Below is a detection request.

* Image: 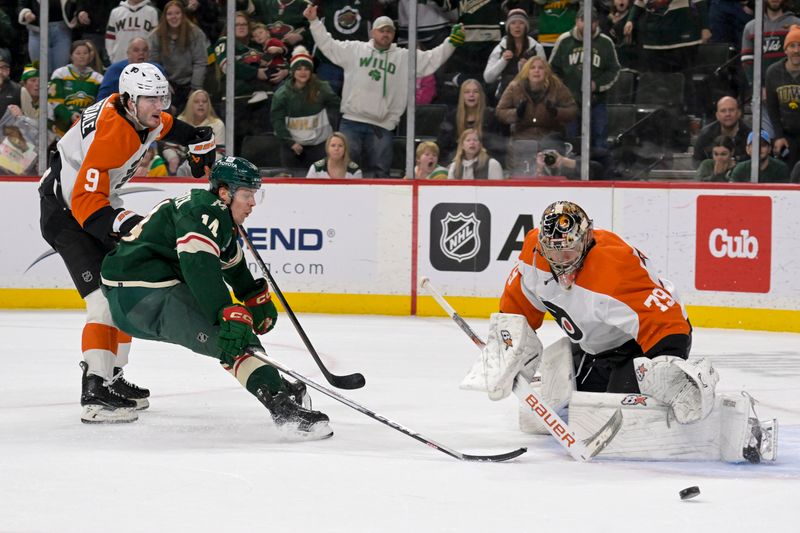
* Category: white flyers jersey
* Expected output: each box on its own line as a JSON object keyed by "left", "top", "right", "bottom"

{"left": 500, "top": 229, "right": 690, "bottom": 356}
{"left": 54, "top": 94, "right": 174, "bottom": 227}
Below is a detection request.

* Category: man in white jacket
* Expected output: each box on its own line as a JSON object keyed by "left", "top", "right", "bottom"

{"left": 304, "top": 4, "right": 464, "bottom": 177}
{"left": 105, "top": 0, "right": 160, "bottom": 64}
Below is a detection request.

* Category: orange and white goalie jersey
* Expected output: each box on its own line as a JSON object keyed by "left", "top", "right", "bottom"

{"left": 500, "top": 228, "right": 690, "bottom": 356}
{"left": 54, "top": 94, "right": 175, "bottom": 227}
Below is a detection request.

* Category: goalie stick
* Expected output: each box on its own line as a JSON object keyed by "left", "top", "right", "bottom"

{"left": 419, "top": 276, "right": 622, "bottom": 462}
{"left": 239, "top": 225, "right": 366, "bottom": 390}
{"left": 246, "top": 348, "right": 527, "bottom": 462}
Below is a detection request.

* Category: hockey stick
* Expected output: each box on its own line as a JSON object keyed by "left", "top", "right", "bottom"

{"left": 419, "top": 276, "right": 622, "bottom": 462}
{"left": 246, "top": 347, "right": 527, "bottom": 462}
{"left": 239, "top": 225, "right": 366, "bottom": 390}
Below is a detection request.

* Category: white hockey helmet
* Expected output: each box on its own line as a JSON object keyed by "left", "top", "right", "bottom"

{"left": 119, "top": 62, "right": 171, "bottom": 109}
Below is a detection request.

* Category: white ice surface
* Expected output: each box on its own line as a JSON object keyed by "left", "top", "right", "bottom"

{"left": 1, "top": 311, "right": 798, "bottom": 533}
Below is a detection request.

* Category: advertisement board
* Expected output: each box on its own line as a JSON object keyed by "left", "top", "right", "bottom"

{"left": 416, "top": 183, "right": 613, "bottom": 298}
{"left": 2, "top": 177, "right": 798, "bottom": 331}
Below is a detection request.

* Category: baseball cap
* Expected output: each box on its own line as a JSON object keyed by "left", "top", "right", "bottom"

{"left": 746, "top": 129, "right": 770, "bottom": 145}
{"left": 373, "top": 16, "right": 395, "bottom": 31}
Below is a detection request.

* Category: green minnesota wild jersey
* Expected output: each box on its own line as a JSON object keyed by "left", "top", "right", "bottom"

{"left": 101, "top": 189, "right": 259, "bottom": 323}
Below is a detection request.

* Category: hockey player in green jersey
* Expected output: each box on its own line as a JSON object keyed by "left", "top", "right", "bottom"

{"left": 100, "top": 156, "right": 332, "bottom": 440}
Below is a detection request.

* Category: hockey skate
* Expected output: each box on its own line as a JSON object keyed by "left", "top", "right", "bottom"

{"left": 282, "top": 376, "right": 311, "bottom": 409}
{"left": 80, "top": 362, "right": 138, "bottom": 424}
{"left": 743, "top": 417, "right": 779, "bottom": 464}
{"left": 256, "top": 385, "right": 332, "bottom": 441}
{"left": 108, "top": 366, "right": 150, "bottom": 410}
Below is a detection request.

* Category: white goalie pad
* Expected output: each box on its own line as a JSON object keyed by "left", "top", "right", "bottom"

{"left": 460, "top": 313, "right": 543, "bottom": 401}
{"left": 634, "top": 356, "right": 719, "bottom": 424}
{"left": 519, "top": 337, "right": 576, "bottom": 434}
{"left": 569, "top": 390, "right": 777, "bottom": 462}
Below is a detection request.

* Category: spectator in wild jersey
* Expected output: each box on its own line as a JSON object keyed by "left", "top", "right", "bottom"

{"left": 304, "top": 3, "right": 463, "bottom": 177}
{"left": 549, "top": 5, "right": 620, "bottom": 152}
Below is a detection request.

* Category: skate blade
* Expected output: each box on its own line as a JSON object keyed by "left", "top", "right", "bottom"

{"left": 81, "top": 405, "right": 138, "bottom": 424}
{"left": 277, "top": 422, "right": 334, "bottom": 442}
{"left": 133, "top": 398, "right": 150, "bottom": 411}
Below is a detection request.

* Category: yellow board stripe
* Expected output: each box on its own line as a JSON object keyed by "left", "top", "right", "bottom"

{"left": 1, "top": 289, "right": 798, "bottom": 333}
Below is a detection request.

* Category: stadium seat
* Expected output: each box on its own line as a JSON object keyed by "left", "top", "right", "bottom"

{"left": 414, "top": 104, "right": 449, "bottom": 140}
{"left": 606, "top": 68, "right": 638, "bottom": 105}
{"left": 635, "top": 72, "right": 685, "bottom": 110}
{"left": 606, "top": 104, "right": 638, "bottom": 147}
{"left": 240, "top": 134, "right": 285, "bottom": 171}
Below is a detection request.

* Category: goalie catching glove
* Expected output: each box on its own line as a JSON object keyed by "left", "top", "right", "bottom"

{"left": 461, "top": 313, "right": 543, "bottom": 400}
{"left": 634, "top": 355, "right": 719, "bottom": 424}
{"left": 243, "top": 279, "right": 277, "bottom": 334}
{"left": 187, "top": 126, "right": 216, "bottom": 179}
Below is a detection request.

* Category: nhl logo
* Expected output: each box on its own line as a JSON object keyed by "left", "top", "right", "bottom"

{"left": 81, "top": 270, "right": 93, "bottom": 283}
{"left": 439, "top": 212, "right": 481, "bottom": 263}
{"left": 197, "top": 332, "right": 208, "bottom": 343}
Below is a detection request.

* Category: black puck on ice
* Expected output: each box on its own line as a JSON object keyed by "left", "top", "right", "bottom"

{"left": 679, "top": 486, "right": 700, "bottom": 500}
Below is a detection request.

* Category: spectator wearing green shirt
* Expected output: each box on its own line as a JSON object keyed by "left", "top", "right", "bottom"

{"left": 731, "top": 130, "right": 791, "bottom": 182}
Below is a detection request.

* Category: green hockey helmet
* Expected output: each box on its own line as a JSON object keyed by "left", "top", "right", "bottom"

{"left": 209, "top": 156, "right": 261, "bottom": 194}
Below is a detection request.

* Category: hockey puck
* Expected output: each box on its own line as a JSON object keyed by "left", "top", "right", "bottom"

{"left": 679, "top": 486, "right": 700, "bottom": 500}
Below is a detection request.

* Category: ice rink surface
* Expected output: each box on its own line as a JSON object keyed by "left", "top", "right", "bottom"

{"left": 1, "top": 310, "right": 798, "bottom": 533}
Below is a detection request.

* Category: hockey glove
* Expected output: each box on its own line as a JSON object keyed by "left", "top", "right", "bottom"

{"left": 243, "top": 279, "right": 278, "bottom": 334}
{"left": 448, "top": 24, "right": 465, "bottom": 47}
{"left": 218, "top": 305, "right": 256, "bottom": 357}
{"left": 111, "top": 209, "right": 144, "bottom": 241}
{"left": 187, "top": 126, "right": 216, "bottom": 180}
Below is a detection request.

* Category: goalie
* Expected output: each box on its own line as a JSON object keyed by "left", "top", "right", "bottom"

{"left": 464, "top": 200, "right": 776, "bottom": 463}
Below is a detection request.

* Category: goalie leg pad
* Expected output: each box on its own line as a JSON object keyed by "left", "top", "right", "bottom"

{"left": 634, "top": 356, "right": 719, "bottom": 424}
{"left": 460, "top": 313, "right": 542, "bottom": 401}
{"left": 519, "top": 337, "right": 575, "bottom": 434}
{"left": 569, "top": 391, "right": 776, "bottom": 462}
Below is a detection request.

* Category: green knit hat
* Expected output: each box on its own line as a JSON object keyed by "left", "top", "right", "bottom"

{"left": 21, "top": 62, "right": 39, "bottom": 81}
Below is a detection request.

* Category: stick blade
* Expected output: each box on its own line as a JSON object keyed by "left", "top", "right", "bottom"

{"left": 328, "top": 372, "right": 366, "bottom": 390}
{"left": 461, "top": 447, "right": 527, "bottom": 462}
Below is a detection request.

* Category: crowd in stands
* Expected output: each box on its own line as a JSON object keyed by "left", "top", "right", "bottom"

{"left": 0, "top": 0, "right": 798, "bottom": 183}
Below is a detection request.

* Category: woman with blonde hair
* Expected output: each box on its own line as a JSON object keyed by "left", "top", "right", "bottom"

{"left": 496, "top": 56, "right": 577, "bottom": 170}
{"left": 438, "top": 78, "right": 506, "bottom": 164}
{"left": 307, "top": 132, "right": 362, "bottom": 179}
{"left": 447, "top": 128, "right": 504, "bottom": 180}
{"left": 165, "top": 89, "right": 226, "bottom": 174}
{"left": 148, "top": 0, "right": 210, "bottom": 112}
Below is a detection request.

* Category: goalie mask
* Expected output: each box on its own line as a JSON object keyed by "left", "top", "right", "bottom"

{"left": 537, "top": 201, "right": 593, "bottom": 289}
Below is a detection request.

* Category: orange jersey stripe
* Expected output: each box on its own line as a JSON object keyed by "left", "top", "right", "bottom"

{"left": 82, "top": 322, "right": 119, "bottom": 353}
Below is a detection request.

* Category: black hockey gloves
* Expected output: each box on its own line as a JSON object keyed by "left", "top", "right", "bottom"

{"left": 187, "top": 126, "right": 216, "bottom": 179}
